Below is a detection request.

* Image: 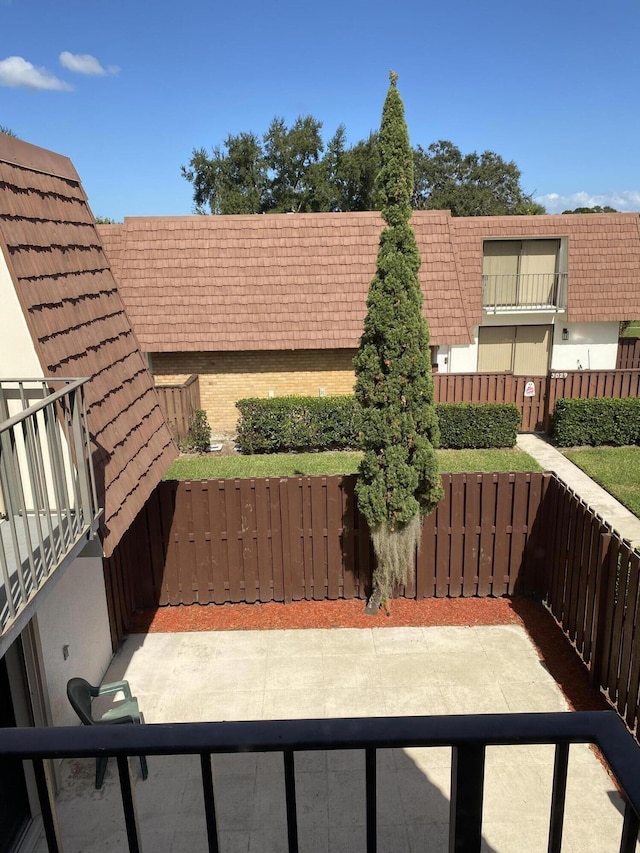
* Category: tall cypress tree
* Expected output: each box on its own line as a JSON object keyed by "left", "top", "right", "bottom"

{"left": 354, "top": 72, "right": 444, "bottom": 614}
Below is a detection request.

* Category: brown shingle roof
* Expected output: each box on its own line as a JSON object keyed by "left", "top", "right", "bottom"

{"left": 99, "top": 211, "right": 473, "bottom": 350}
{"left": 0, "top": 135, "right": 177, "bottom": 557}
{"left": 451, "top": 213, "right": 640, "bottom": 326}
{"left": 101, "top": 210, "right": 640, "bottom": 353}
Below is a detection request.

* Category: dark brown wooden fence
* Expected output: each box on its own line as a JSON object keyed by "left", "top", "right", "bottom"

{"left": 546, "top": 368, "right": 640, "bottom": 430}
{"left": 434, "top": 372, "right": 546, "bottom": 431}
{"left": 541, "top": 476, "right": 640, "bottom": 734}
{"left": 104, "top": 472, "right": 548, "bottom": 644}
{"left": 434, "top": 368, "right": 640, "bottom": 433}
{"left": 105, "top": 470, "right": 640, "bottom": 732}
{"left": 617, "top": 337, "right": 640, "bottom": 369}
{"left": 154, "top": 375, "right": 200, "bottom": 442}
{"left": 104, "top": 469, "right": 640, "bottom": 735}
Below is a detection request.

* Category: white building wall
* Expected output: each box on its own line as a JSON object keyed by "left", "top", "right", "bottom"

{"left": 0, "top": 248, "right": 41, "bottom": 378}
{"left": 550, "top": 322, "right": 620, "bottom": 371}
{"left": 35, "top": 556, "right": 112, "bottom": 727}
{"left": 436, "top": 315, "right": 620, "bottom": 374}
{"left": 445, "top": 336, "right": 479, "bottom": 373}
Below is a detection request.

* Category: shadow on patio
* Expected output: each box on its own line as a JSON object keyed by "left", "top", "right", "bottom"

{"left": 33, "top": 622, "right": 636, "bottom": 852}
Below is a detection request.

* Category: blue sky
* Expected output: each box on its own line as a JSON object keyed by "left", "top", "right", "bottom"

{"left": 1, "top": 0, "right": 639, "bottom": 221}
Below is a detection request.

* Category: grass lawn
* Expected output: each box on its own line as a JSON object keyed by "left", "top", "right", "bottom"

{"left": 621, "top": 321, "right": 640, "bottom": 338}
{"left": 164, "top": 447, "right": 542, "bottom": 480}
{"left": 563, "top": 446, "right": 640, "bottom": 518}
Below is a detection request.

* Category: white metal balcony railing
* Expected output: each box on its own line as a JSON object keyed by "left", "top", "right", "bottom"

{"left": 0, "top": 379, "right": 101, "bottom": 649}
{"left": 482, "top": 272, "right": 568, "bottom": 313}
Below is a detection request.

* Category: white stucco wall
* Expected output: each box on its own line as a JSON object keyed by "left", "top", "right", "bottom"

{"left": 436, "top": 317, "right": 620, "bottom": 374}
{"left": 35, "top": 556, "right": 112, "bottom": 728}
{"left": 446, "top": 338, "right": 479, "bottom": 373}
{"left": 0, "top": 247, "right": 41, "bottom": 378}
{"left": 480, "top": 311, "right": 567, "bottom": 329}
{"left": 550, "top": 322, "right": 620, "bottom": 371}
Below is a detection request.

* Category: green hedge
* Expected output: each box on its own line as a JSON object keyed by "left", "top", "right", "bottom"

{"left": 235, "top": 396, "right": 521, "bottom": 453}
{"left": 235, "top": 396, "right": 360, "bottom": 453}
{"left": 552, "top": 397, "right": 640, "bottom": 447}
{"left": 434, "top": 402, "right": 521, "bottom": 449}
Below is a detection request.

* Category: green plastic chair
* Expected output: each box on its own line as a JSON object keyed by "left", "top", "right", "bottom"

{"left": 66, "top": 677, "right": 148, "bottom": 789}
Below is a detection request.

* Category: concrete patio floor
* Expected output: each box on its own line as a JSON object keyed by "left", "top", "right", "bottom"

{"left": 36, "top": 624, "right": 637, "bottom": 852}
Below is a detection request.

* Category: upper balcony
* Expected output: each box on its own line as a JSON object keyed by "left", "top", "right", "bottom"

{"left": 482, "top": 238, "right": 567, "bottom": 314}
{"left": 482, "top": 271, "right": 568, "bottom": 314}
{"left": 0, "top": 378, "right": 101, "bottom": 656}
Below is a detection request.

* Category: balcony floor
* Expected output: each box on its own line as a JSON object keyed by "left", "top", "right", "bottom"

{"left": 0, "top": 512, "right": 76, "bottom": 632}
{"left": 34, "top": 624, "right": 638, "bottom": 853}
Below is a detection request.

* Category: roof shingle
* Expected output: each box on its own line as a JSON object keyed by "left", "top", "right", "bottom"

{"left": 0, "top": 136, "right": 177, "bottom": 557}
{"left": 100, "top": 211, "right": 473, "bottom": 350}
{"left": 101, "top": 209, "right": 640, "bottom": 353}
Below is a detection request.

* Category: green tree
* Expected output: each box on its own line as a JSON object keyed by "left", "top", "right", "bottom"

{"left": 262, "top": 115, "right": 326, "bottom": 212}
{"left": 183, "top": 119, "right": 542, "bottom": 217}
{"left": 354, "top": 72, "right": 443, "bottom": 615}
{"left": 334, "top": 131, "right": 381, "bottom": 211}
{"left": 95, "top": 216, "right": 121, "bottom": 224}
{"left": 413, "top": 140, "right": 545, "bottom": 216}
{"left": 181, "top": 132, "right": 265, "bottom": 214}
{"left": 562, "top": 205, "right": 618, "bottom": 214}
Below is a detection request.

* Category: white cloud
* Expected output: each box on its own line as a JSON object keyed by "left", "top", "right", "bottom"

{"left": 59, "top": 51, "right": 119, "bottom": 76}
{"left": 0, "top": 56, "right": 72, "bottom": 91}
{"left": 536, "top": 190, "right": 640, "bottom": 214}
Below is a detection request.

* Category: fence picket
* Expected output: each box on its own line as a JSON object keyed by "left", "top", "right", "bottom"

{"left": 326, "top": 477, "right": 342, "bottom": 600}
{"left": 449, "top": 474, "right": 465, "bottom": 597}
{"left": 269, "top": 480, "right": 284, "bottom": 602}
{"left": 607, "top": 547, "right": 631, "bottom": 703}
{"left": 617, "top": 553, "right": 640, "bottom": 715}
{"left": 522, "top": 471, "right": 544, "bottom": 596}
{"left": 463, "top": 475, "right": 480, "bottom": 596}
{"left": 240, "top": 480, "right": 258, "bottom": 604}
{"left": 341, "top": 477, "right": 357, "bottom": 599}
{"left": 287, "top": 479, "right": 304, "bottom": 600}
{"left": 417, "top": 508, "right": 436, "bottom": 598}
{"left": 580, "top": 515, "right": 602, "bottom": 663}
{"left": 255, "top": 478, "right": 272, "bottom": 603}
{"left": 279, "top": 479, "right": 293, "bottom": 603}
{"left": 311, "top": 477, "right": 327, "bottom": 601}
{"left": 434, "top": 477, "right": 451, "bottom": 598}
{"left": 193, "top": 481, "right": 212, "bottom": 605}
{"left": 478, "top": 474, "right": 496, "bottom": 596}
{"left": 225, "top": 481, "right": 243, "bottom": 602}
{"left": 301, "top": 478, "right": 314, "bottom": 600}
{"left": 508, "top": 474, "right": 529, "bottom": 595}
{"left": 492, "top": 474, "right": 512, "bottom": 597}
{"left": 209, "top": 481, "right": 228, "bottom": 604}
{"left": 566, "top": 501, "right": 588, "bottom": 644}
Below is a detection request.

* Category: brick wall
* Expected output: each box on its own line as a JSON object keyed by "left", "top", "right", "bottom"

{"left": 151, "top": 349, "right": 357, "bottom": 436}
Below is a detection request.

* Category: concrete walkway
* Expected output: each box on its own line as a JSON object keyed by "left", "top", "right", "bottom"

{"left": 36, "top": 625, "right": 635, "bottom": 853}
{"left": 517, "top": 433, "right": 640, "bottom": 549}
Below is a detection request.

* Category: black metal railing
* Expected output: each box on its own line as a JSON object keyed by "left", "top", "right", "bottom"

{"left": 482, "top": 272, "right": 568, "bottom": 312}
{"left": 1, "top": 710, "right": 639, "bottom": 853}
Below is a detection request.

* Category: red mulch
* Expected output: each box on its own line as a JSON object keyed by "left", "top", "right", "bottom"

{"left": 129, "top": 596, "right": 610, "bottom": 716}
